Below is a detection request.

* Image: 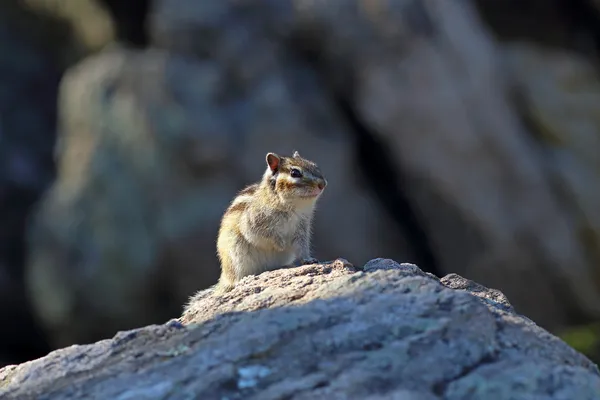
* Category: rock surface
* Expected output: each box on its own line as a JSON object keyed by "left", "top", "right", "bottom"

{"left": 2, "top": 259, "right": 599, "bottom": 400}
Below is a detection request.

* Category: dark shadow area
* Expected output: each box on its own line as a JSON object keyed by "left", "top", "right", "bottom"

{"left": 474, "top": 0, "right": 600, "bottom": 57}
{"left": 98, "top": 0, "right": 150, "bottom": 47}
{"left": 336, "top": 98, "right": 441, "bottom": 277}
{"left": 0, "top": 187, "right": 52, "bottom": 364}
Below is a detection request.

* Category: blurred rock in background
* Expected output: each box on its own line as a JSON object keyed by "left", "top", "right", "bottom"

{"left": 1, "top": 0, "right": 600, "bottom": 366}
{"left": 0, "top": 0, "right": 118, "bottom": 366}
{"left": 0, "top": 0, "right": 100, "bottom": 366}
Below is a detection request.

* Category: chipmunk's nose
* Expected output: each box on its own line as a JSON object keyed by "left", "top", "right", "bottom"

{"left": 317, "top": 179, "right": 327, "bottom": 190}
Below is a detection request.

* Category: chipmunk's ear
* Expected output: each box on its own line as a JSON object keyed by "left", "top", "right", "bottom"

{"left": 293, "top": 150, "right": 301, "bottom": 158}
{"left": 266, "top": 153, "right": 280, "bottom": 172}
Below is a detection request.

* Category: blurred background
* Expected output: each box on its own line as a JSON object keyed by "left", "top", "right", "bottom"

{"left": 1, "top": 0, "right": 600, "bottom": 367}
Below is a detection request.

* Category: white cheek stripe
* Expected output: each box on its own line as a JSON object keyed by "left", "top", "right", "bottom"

{"left": 281, "top": 170, "right": 318, "bottom": 183}
{"left": 281, "top": 175, "right": 300, "bottom": 184}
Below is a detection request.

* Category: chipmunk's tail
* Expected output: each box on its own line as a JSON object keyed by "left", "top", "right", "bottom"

{"left": 213, "top": 279, "right": 235, "bottom": 295}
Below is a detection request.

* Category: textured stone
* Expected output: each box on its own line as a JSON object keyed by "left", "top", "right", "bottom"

{"left": 2, "top": 259, "right": 599, "bottom": 399}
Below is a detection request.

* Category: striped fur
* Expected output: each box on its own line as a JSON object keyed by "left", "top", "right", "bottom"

{"left": 215, "top": 151, "right": 327, "bottom": 293}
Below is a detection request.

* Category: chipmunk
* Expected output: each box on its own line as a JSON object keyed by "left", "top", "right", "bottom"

{"left": 215, "top": 151, "right": 327, "bottom": 293}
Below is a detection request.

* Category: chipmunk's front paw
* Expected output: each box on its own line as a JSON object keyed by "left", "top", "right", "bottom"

{"left": 299, "top": 257, "right": 319, "bottom": 266}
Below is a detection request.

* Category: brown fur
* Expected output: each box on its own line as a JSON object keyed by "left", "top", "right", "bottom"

{"left": 226, "top": 201, "right": 249, "bottom": 214}
{"left": 237, "top": 184, "right": 259, "bottom": 197}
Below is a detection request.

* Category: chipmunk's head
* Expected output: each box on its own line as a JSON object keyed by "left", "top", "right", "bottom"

{"left": 264, "top": 151, "right": 327, "bottom": 206}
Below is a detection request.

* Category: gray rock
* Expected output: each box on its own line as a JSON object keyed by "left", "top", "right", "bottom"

{"left": 3, "top": 259, "right": 598, "bottom": 399}
{"left": 441, "top": 273, "right": 515, "bottom": 313}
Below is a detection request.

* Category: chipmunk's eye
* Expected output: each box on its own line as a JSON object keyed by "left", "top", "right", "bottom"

{"left": 290, "top": 168, "right": 302, "bottom": 178}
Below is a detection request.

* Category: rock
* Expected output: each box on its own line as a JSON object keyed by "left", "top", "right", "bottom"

{"left": 504, "top": 43, "right": 600, "bottom": 284}
{"left": 2, "top": 259, "right": 599, "bottom": 399}
{"left": 440, "top": 273, "right": 515, "bottom": 314}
